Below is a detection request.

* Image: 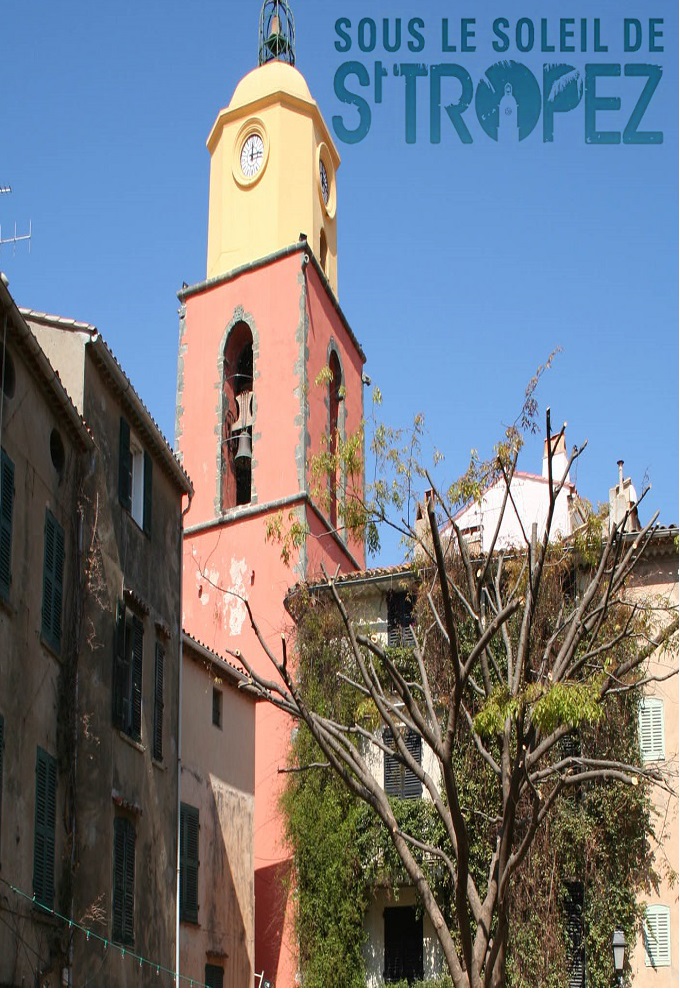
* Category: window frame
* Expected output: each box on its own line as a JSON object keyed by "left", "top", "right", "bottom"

{"left": 180, "top": 803, "right": 200, "bottom": 924}
{"left": 118, "top": 416, "right": 152, "bottom": 535}
{"left": 41, "top": 509, "right": 65, "bottom": 654}
{"left": 387, "top": 591, "right": 416, "bottom": 648}
{"left": 212, "top": 686, "right": 223, "bottom": 729}
{"left": 383, "top": 728, "right": 422, "bottom": 800}
{"left": 112, "top": 815, "right": 136, "bottom": 946}
{"left": 205, "top": 963, "right": 224, "bottom": 988}
{"left": 644, "top": 904, "right": 671, "bottom": 967}
{"left": 0, "top": 448, "right": 14, "bottom": 602}
{"left": 383, "top": 905, "right": 423, "bottom": 984}
{"left": 113, "top": 602, "right": 144, "bottom": 742}
{"left": 639, "top": 697, "right": 665, "bottom": 762}
{"left": 33, "top": 747, "right": 57, "bottom": 909}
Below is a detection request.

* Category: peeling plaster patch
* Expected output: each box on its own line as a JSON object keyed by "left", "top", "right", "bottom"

{"left": 224, "top": 557, "right": 248, "bottom": 636}
{"left": 197, "top": 565, "right": 220, "bottom": 606}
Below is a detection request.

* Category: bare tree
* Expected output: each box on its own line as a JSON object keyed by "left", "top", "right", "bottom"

{"left": 228, "top": 410, "right": 678, "bottom": 987}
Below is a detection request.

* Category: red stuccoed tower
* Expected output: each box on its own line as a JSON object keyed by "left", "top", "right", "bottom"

{"left": 176, "top": 2, "right": 366, "bottom": 985}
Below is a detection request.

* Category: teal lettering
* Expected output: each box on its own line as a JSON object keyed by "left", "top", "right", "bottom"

{"left": 430, "top": 64, "right": 473, "bottom": 143}
{"left": 623, "top": 65, "right": 663, "bottom": 144}
{"left": 334, "top": 18, "right": 352, "bottom": 53}
{"left": 333, "top": 62, "right": 372, "bottom": 143}
{"left": 492, "top": 18, "right": 510, "bottom": 53}
{"left": 585, "top": 64, "right": 621, "bottom": 144}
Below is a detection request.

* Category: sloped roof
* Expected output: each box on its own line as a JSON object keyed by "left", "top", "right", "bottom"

{"left": 20, "top": 308, "right": 193, "bottom": 497}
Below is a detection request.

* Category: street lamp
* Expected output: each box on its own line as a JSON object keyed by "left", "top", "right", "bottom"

{"left": 612, "top": 929, "right": 626, "bottom": 987}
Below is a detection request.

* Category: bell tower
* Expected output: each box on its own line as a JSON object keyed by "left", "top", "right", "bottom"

{"left": 205, "top": 2, "right": 339, "bottom": 293}
{"left": 176, "top": 1, "right": 366, "bottom": 986}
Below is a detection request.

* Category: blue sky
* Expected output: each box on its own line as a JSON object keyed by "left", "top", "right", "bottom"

{"left": 2, "top": 1, "right": 677, "bottom": 563}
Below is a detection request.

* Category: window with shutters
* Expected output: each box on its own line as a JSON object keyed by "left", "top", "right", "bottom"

{"left": 383, "top": 728, "right": 422, "bottom": 800}
{"left": 387, "top": 591, "right": 415, "bottom": 648}
{"left": 113, "top": 603, "right": 144, "bottom": 742}
{"left": 152, "top": 642, "right": 165, "bottom": 762}
{"left": 212, "top": 686, "right": 223, "bottom": 729}
{"left": 205, "top": 963, "right": 224, "bottom": 988}
{"left": 118, "top": 417, "right": 152, "bottom": 535}
{"left": 639, "top": 698, "right": 665, "bottom": 762}
{"left": 112, "top": 816, "right": 136, "bottom": 945}
{"left": 0, "top": 449, "right": 14, "bottom": 602}
{"left": 644, "top": 905, "right": 671, "bottom": 967}
{"left": 384, "top": 906, "right": 423, "bottom": 984}
{"left": 33, "top": 747, "right": 57, "bottom": 909}
{"left": 564, "top": 881, "right": 586, "bottom": 987}
{"left": 0, "top": 715, "right": 4, "bottom": 859}
{"left": 180, "top": 803, "right": 199, "bottom": 923}
{"left": 41, "top": 510, "right": 65, "bottom": 654}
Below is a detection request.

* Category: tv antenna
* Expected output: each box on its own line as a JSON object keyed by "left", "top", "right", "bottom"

{"left": 0, "top": 185, "right": 31, "bottom": 253}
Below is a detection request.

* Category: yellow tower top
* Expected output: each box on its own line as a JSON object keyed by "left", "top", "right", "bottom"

{"left": 205, "top": 59, "right": 340, "bottom": 294}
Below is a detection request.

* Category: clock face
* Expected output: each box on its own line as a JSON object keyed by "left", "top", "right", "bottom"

{"left": 240, "top": 133, "right": 265, "bottom": 179}
{"left": 319, "top": 159, "right": 330, "bottom": 205}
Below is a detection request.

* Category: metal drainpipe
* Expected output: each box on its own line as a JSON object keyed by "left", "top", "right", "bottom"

{"left": 175, "top": 490, "right": 192, "bottom": 985}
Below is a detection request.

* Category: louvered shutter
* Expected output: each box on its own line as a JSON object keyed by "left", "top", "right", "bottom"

{"left": 143, "top": 451, "right": 153, "bottom": 536}
{"left": 112, "top": 603, "right": 127, "bottom": 730}
{"left": 118, "top": 417, "right": 132, "bottom": 510}
{"left": 41, "top": 512, "right": 64, "bottom": 652}
{"left": 180, "top": 804, "right": 199, "bottom": 923}
{"left": 384, "top": 906, "right": 423, "bottom": 983}
{"left": 0, "top": 715, "right": 4, "bottom": 845}
{"left": 644, "top": 906, "right": 671, "bottom": 967}
{"left": 130, "top": 616, "right": 144, "bottom": 742}
{"left": 387, "top": 592, "right": 415, "bottom": 648}
{"left": 403, "top": 730, "right": 422, "bottom": 799}
{"left": 639, "top": 699, "right": 665, "bottom": 762}
{"left": 153, "top": 643, "right": 164, "bottom": 761}
{"left": 564, "top": 881, "right": 586, "bottom": 987}
{"left": 113, "top": 817, "right": 135, "bottom": 945}
{"left": 0, "top": 450, "right": 14, "bottom": 600}
{"left": 383, "top": 728, "right": 422, "bottom": 800}
{"left": 33, "top": 748, "right": 57, "bottom": 908}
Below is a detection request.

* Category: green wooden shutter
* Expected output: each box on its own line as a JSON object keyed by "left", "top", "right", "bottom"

{"left": 143, "top": 451, "right": 152, "bottom": 536}
{"left": 383, "top": 728, "right": 421, "bottom": 799}
{"left": 180, "top": 804, "right": 199, "bottom": 923}
{"left": 403, "top": 729, "right": 422, "bottom": 799}
{"left": 41, "top": 511, "right": 65, "bottom": 653}
{"left": 112, "top": 816, "right": 135, "bottom": 945}
{"left": 118, "top": 417, "right": 132, "bottom": 511}
{"left": 0, "top": 450, "right": 14, "bottom": 601}
{"left": 130, "top": 616, "right": 144, "bottom": 742}
{"left": 112, "top": 602, "right": 127, "bottom": 729}
{"left": 153, "top": 643, "right": 164, "bottom": 761}
{"left": 33, "top": 748, "right": 57, "bottom": 909}
{"left": 0, "top": 715, "right": 4, "bottom": 856}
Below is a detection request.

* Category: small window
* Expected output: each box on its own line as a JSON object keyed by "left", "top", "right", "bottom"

{"left": 387, "top": 592, "right": 415, "bottom": 648}
{"left": 0, "top": 714, "right": 4, "bottom": 860}
{"left": 384, "top": 906, "right": 423, "bottom": 984}
{"left": 180, "top": 804, "right": 199, "bottom": 923}
{"left": 383, "top": 728, "right": 422, "bottom": 800}
{"left": 212, "top": 687, "right": 223, "bottom": 729}
{"left": 41, "top": 510, "right": 65, "bottom": 653}
{"left": 639, "top": 698, "right": 665, "bottom": 762}
{"left": 644, "top": 905, "right": 671, "bottom": 967}
{"left": 33, "top": 747, "right": 57, "bottom": 909}
{"left": 152, "top": 642, "right": 165, "bottom": 762}
{"left": 0, "top": 449, "right": 14, "bottom": 602}
{"left": 205, "top": 963, "right": 224, "bottom": 989}
{"left": 112, "top": 816, "right": 136, "bottom": 945}
{"left": 0, "top": 348, "right": 15, "bottom": 399}
{"left": 113, "top": 603, "right": 144, "bottom": 742}
{"left": 564, "top": 881, "right": 586, "bottom": 987}
{"left": 118, "top": 417, "right": 152, "bottom": 535}
{"left": 49, "top": 429, "right": 65, "bottom": 478}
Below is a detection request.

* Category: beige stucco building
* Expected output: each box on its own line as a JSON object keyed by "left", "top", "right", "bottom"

{"left": 179, "top": 633, "right": 257, "bottom": 987}
{"left": 1, "top": 299, "right": 192, "bottom": 986}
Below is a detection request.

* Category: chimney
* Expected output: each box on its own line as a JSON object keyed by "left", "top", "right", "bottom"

{"left": 542, "top": 433, "right": 570, "bottom": 483}
{"left": 608, "top": 460, "right": 641, "bottom": 533}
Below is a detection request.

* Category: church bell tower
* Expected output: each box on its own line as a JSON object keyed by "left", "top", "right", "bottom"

{"left": 176, "top": 2, "right": 366, "bottom": 986}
